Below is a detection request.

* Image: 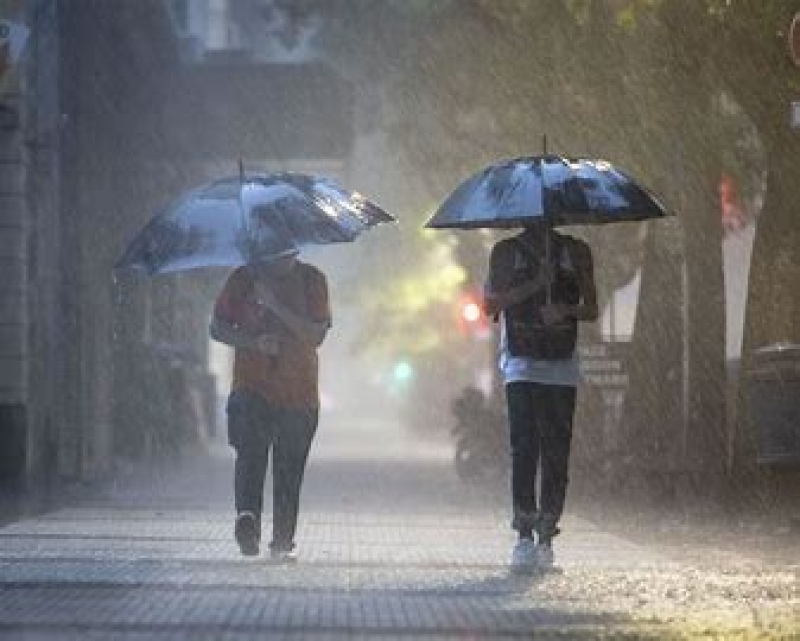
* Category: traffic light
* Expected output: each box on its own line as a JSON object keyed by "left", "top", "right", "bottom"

{"left": 386, "top": 359, "right": 415, "bottom": 398}
{"left": 392, "top": 360, "right": 414, "bottom": 384}
{"left": 461, "top": 298, "right": 482, "bottom": 324}
{"left": 456, "top": 290, "right": 490, "bottom": 340}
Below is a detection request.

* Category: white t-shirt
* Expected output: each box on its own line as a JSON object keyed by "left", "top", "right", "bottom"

{"left": 498, "top": 316, "right": 580, "bottom": 386}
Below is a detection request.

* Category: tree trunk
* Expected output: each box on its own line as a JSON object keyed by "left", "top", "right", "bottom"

{"left": 618, "top": 220, "right": 685, "bottom": 485}
{"left": 618, "top": 0, "right": 729, "bottom": 497}
{"left": 682, "top": 163, "right": 728, "bottom": 484}
{"left": 735, "top": 132, "right": 800, "bottom": 479}
{"left": 742, "top": 136, "right": 800, "bottom": 352}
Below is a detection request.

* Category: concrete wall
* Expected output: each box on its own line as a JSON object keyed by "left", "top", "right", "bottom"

{"left": 1, "top": 0, "right": 356, "bottom": 512}
{"left": 0, "top": 39, "right": 28, "bottom": 493}
{"left": 0, "top": 92, "right": 27, "bottom": 405}
{"left": 0, "top": 0, "right": 63, "bottom": 507}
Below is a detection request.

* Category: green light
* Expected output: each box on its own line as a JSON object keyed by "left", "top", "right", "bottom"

{"left": 393, "top": 361, "right": 414, "bottom": 382}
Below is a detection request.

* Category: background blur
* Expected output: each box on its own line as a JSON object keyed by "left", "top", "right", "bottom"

{"left": 1, "top": 0, "right": 799, "bottom": 518}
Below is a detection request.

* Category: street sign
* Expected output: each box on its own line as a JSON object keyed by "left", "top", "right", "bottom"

{"left": 791, "top": 101, "right": 800, "bottom": 129}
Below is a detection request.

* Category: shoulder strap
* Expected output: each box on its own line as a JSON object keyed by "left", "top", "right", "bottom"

{"left": 557, "top": 233, "right": 586, "bottom": 268}
{"left": 512, "top": 237, "right": 540, "bottom": 268}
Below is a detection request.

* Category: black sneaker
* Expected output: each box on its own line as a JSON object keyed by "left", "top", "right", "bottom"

{"left": 234, "top": 511, "right": 260, "bottom": 556}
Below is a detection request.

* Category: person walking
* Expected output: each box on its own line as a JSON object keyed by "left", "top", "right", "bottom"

{"left": 483, "top": 224, "right": 597, "bottom": 571}
{"left": 210, "top": 252, "right": 331, "bottom": 562}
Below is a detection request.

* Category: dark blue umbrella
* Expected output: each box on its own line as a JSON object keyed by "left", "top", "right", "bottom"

{"left": 115, "top": 172, "right": 395, "bottom": 275}
{"left": 425, "top": 155, "right": 669, "bottom": 229}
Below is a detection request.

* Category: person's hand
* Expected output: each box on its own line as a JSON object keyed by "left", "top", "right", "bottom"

{"left": 540, "top": 303, "right": 568, "bottom": 326}
{"left": 256, "top": 333, "right": 280, "bottom": 354}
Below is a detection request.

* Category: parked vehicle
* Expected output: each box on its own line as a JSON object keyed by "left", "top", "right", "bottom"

{"left": 450, "top": 386, "right": 508, "bottom": 482}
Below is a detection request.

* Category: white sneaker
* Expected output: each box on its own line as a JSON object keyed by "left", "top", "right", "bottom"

{"left": 510, "top": 537, "right": 537, "bottom": 573}
{"left": 267, "top": 548, "right": 297, "bottom": 565}
{"left": 535, "top": 543, "right": 554, "bottom": 569}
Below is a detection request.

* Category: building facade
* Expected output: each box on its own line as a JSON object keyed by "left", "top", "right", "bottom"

{"left": 0, "top": 0, "right": 354, "bottom": 514}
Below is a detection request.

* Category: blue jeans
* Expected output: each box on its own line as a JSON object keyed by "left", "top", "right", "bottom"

{"left": 226, "top": 389, "right": 318, "bottom": 551}
{"left": 505, "top": 382, "right": 576, "bottom": 541}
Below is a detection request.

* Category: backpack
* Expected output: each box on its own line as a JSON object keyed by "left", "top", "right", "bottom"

{"left": 504, "top": 234, "right": 580, "bottom": 360}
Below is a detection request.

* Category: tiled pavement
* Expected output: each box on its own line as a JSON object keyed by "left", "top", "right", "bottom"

{"left": 0, "top": 417, "right": 798, "bottom": 639}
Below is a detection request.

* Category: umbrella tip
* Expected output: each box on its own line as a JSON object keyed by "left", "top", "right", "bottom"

{"left": 238, "top": 158, "right": 245, "bottom": 182}
{"left": 542, "top": 133, "right": 548, "bottom": 154}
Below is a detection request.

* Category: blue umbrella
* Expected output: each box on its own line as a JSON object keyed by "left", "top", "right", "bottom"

{"left": 425, "top": 155, "right": 669, "bottom": 229}
{"left": 115, "top": 172, "right": 395, "bottom": 275}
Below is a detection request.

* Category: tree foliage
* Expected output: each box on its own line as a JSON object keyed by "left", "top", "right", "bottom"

{"left": 302, "top": 1, "right": 799, "bottom": 475}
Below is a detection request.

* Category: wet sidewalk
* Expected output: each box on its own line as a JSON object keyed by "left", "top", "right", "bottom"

{"left": 0, "top": 416, "right": 798, "bottom": 639}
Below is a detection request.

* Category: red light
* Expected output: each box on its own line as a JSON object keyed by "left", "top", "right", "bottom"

{"left": 462, "top": 301, "right": 481, "bottom": 323}
{"left": 456, "top": 292, "right": 491, "bottom": 341}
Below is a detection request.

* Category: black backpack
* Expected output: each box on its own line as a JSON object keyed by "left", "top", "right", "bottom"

{"left": 504, "top": 235, "right": 580, "bottom": 360}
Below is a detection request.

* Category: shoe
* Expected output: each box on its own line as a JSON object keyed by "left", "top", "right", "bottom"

{"left": 267, "top": 548, "right": 297, "bottom": 565}
{"left": 510, "top": 537, "right": 537, "bottom": 573}
{"left": 535, "top": 542, "right": 554, "bottom": 569}
{"left": 234, "top": 511, "right": 260, "bottom": 557}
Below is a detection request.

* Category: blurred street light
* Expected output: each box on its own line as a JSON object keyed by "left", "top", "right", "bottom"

{"left": 457, "top": 291, "right": 491, "bottom": 341}
{"left": 392, "top": 360, "right": 414, "bottom": 384}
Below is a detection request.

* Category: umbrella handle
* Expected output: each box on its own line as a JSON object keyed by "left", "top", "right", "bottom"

{"left": 545, "top": 226, "right": 552, "bottom": 304}
{"left": 542, "top": 131, "right": 553, "bottom": 304}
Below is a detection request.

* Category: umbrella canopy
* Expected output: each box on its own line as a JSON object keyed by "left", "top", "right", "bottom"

{"left": 115, "top": 172, "right": 395, "bottom": 275}
{"left": 425, "top": 155, "right": 669, "bottom": 229}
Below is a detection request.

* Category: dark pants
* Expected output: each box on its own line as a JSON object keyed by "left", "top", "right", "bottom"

{"left": 506, "top": 382, "right": 576, "bottom": 541}
{"left": 226, "top": 389, "right": 318, "bottom": 551}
